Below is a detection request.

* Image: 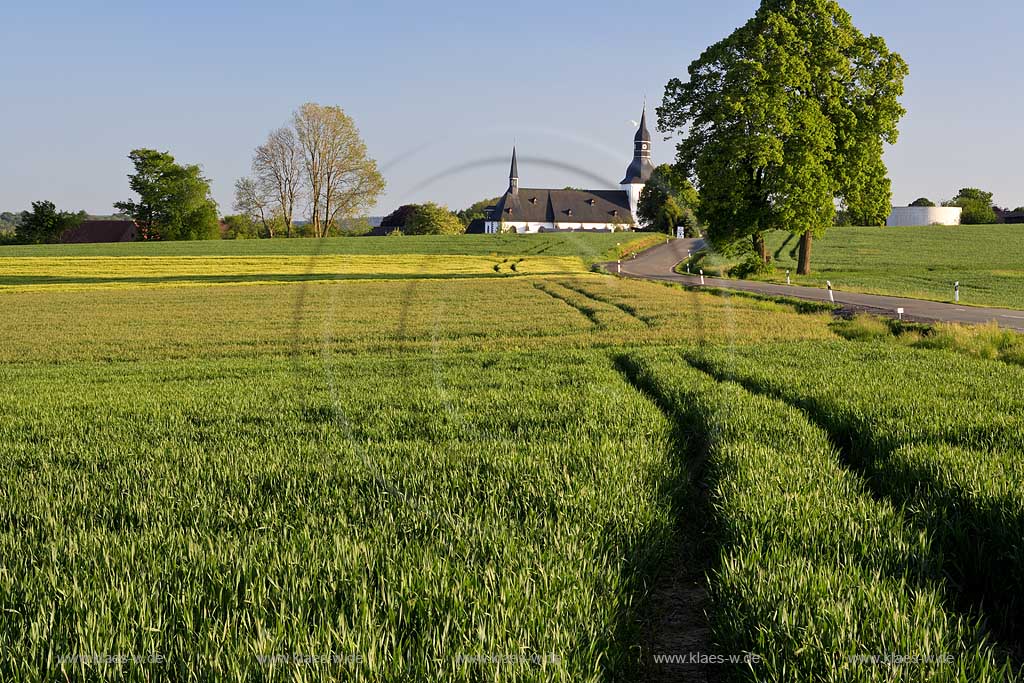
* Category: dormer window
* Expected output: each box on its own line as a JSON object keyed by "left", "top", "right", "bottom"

{"left": 567, "top": 209, "right": 573, "bottom": 216}
{"left": 506, "top": 207, "right": 513, "bottom": 214}
{"left": 612, "top": 210, "right": 619, "bottom": 217}
{"left": 530, "top": 197, "right": 537, "bottom": 204}
{"left": 587, "top": 199, "right": 595, "bottom": 206}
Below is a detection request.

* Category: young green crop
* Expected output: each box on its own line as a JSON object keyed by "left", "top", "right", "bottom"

{"left": 0, "top": 351, "right": 682, "bottom": 681}
{"left": 619, "top": 349, "right": 1016, "bottom": 681}
{"left": 687, "top": 341, "right": 1024, "bottom": 650}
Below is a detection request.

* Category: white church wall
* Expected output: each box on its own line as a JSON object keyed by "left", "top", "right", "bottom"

{"left": 484, "top": 221, "right": 634, "bottom": 234}
{"left": 622, "top": 183, "right": 644, "bottom": 222}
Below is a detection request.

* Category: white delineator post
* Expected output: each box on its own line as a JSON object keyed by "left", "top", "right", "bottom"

{"left": 700, "top": 269, "right": 705, "bottom": 286}
{"left": 826, "top": 280, "right": 834, "bottom": 303}
{"left": 897, "top": 307, "right": 904, "bottom": 321}
{"left": 786, "top": 270, "right": 791, "bottom": 285}
{"left": 955, "top": 281, "right": 960, "bottom": 303}
{"left": 617, "top": 259, "right": 621, "bottom": 274}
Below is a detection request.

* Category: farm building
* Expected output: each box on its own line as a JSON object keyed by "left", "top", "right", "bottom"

{"left": 60, "top": 220, "right": 137, "bottom": 243}
{"left": 484, "top": 108, "right": 654, "bottom": 234}
{"left": 886, "top": 206, "right": 962, "bottom": 227}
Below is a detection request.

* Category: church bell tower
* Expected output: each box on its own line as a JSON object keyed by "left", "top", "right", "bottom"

{"left": 621, "top": 105, "right": 655, "bottom": 222}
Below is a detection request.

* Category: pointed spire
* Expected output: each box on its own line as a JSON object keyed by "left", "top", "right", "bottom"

{"left": 508, "top": 146, "right": 519, "bottom": 195}
{"left": 635, "top": 105, "right": 651, "bottom": 143}
{"left": 622, "top": 102, "right": 655, "bottom": 185}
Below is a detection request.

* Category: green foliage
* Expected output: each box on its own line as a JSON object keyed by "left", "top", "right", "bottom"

{"left": 831, "top": 313, "right": 893, "bottom": 341}
{"left": 730, "top": 253, "right": 774, "bottom": 278}
{"left": 403, "top": 202, "right": 465, "bottom": 235}
{"left": 943, "top": 187, "right": 997, "bottom": 224}
{"left": 114, "top": 149, "right": 220, "bottom": 240}
{"left": 455, "top": 197, "right": 501, "bottom": 227}
{"left": 15, "top": 201, "right": 85, "bottom": 244}
{"left": 221, "top": 214, "right": 260, "bottom": 239}
{"left": 910, "top": 197, "right": 936, "bottom": 207}
{"left": 658, "top": 0, "right": 908, "bottom": 265}
{"left": 0, "top": 211, "right": 20, "bottom": 234}
{"left": 832, "top": 209, "right": 854, "bottom": 226}
{"left": 636, "top": 164, "right": 699, "bottom": 234}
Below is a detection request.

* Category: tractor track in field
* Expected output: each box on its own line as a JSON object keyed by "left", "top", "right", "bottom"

{"left": 531, "top": 281, "right": 603, "bottom": 328}
{"left": 556, "top": 281, "right": 655, "bottom": 327}
{"left": 613, "top": 354, "right": 718, "bottom": 683}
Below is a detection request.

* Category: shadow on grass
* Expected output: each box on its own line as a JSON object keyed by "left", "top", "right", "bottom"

{"left": 0, "top": 272, "right": 524, "bottom": 287}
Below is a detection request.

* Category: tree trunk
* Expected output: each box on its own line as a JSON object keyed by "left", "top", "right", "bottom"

{"left": 752, "top": 233, "right": 768, "bottom": 263}
{"left": 798, "top": 230, "right": 813, "bottom": 275}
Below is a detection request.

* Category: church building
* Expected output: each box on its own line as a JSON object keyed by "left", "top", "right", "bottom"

{"left": 484, "top": 108, "right": 655, "bottom": 233}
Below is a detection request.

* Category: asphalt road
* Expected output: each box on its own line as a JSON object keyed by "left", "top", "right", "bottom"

{"left": 612, "top": 238, "right": 1024, "bottom": 332}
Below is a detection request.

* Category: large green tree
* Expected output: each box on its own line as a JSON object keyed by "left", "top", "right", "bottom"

{"left": 403, "top": 203, "right": 464, "bottom": 235}
{"left": 943, "top": 188, "right": 997, "bottom": 225}
{"left": 658, "top": 0, "right": 908, "bottom": 273}
{"left": 16, "top": 201, "right": 85, "bottom": 244}
{"left": 637, "top": 164, "right": 700, "bottom": 235}
{"left": 115, "top": 149, "right": 219, "bottom": 240}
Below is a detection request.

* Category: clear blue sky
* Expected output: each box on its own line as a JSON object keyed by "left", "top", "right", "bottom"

{"left": 2, "top": 0, "right": 1022, "bottom": 217}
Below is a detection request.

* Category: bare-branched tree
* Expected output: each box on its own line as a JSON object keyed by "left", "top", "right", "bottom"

{"left": 253, "top": 127, "right": 302, "bottom": 237}
{"left": 293, "top": 103, "right": 385, "bottom": 237}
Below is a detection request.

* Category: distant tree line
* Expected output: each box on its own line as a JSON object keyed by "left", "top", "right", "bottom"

{"left": 379, "top": 202, "right": 465, "bottom": 235}
{"left": 906, "top": 189, "right": 1023, "bottom": 225}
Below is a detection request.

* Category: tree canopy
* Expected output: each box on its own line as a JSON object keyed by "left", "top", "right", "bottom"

{"left": 16, "top": 201, "right": 85, "bottom": 244}
{"left": 455, "top": 197, "right": 501, "bottom": 227}
{"left": 658, "top": 0, "right": 908, "bottom": 273}
{"left": 943, "top": 188, "right": 997, "bottom": 225}
{"left": 114, "top": 149, "right": 219, "bottom": 240}
{"left": 910, "top": 197, "right": 935, "bottom": 207}
{"left": 637, "top": 164, "right": 700, "bottom": 235}
{"left": 403, "top": 203, "right": 464, "bottom": 235}
{"left": 293, "top": 103, "right": 386, "bottom": 238}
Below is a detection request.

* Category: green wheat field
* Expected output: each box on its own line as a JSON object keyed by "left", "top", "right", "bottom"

{"left": 0, "top": 233, "right": 1021, "bottom": 681}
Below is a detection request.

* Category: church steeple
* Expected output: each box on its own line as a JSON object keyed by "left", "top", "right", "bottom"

{"left": 622, "top": 104, "right": 654, "bottom": 185}
{"left": 621, "top": 103, "right": 655, "bottom": 223}
{"left": 509, "top": 146, "right": 519, "bottom": 195}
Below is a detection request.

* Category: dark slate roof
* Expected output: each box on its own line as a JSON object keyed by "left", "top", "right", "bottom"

{"left": 491, "top": 188, "right": 632, "bottom": 224}
{"left": 621, "top": 156, "right": 654, "bottom": 185}
{"left": 60, "top": 220, "right": 137, "bottom": 243}
{"left": 635, "top": 108, "right": 651, "bottom": 143}
{"left": 465, "top": 218, "right": 487, "bottom": 234}
{"left": 1004, "top": 211, "right": 1024, "bottom": 224}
